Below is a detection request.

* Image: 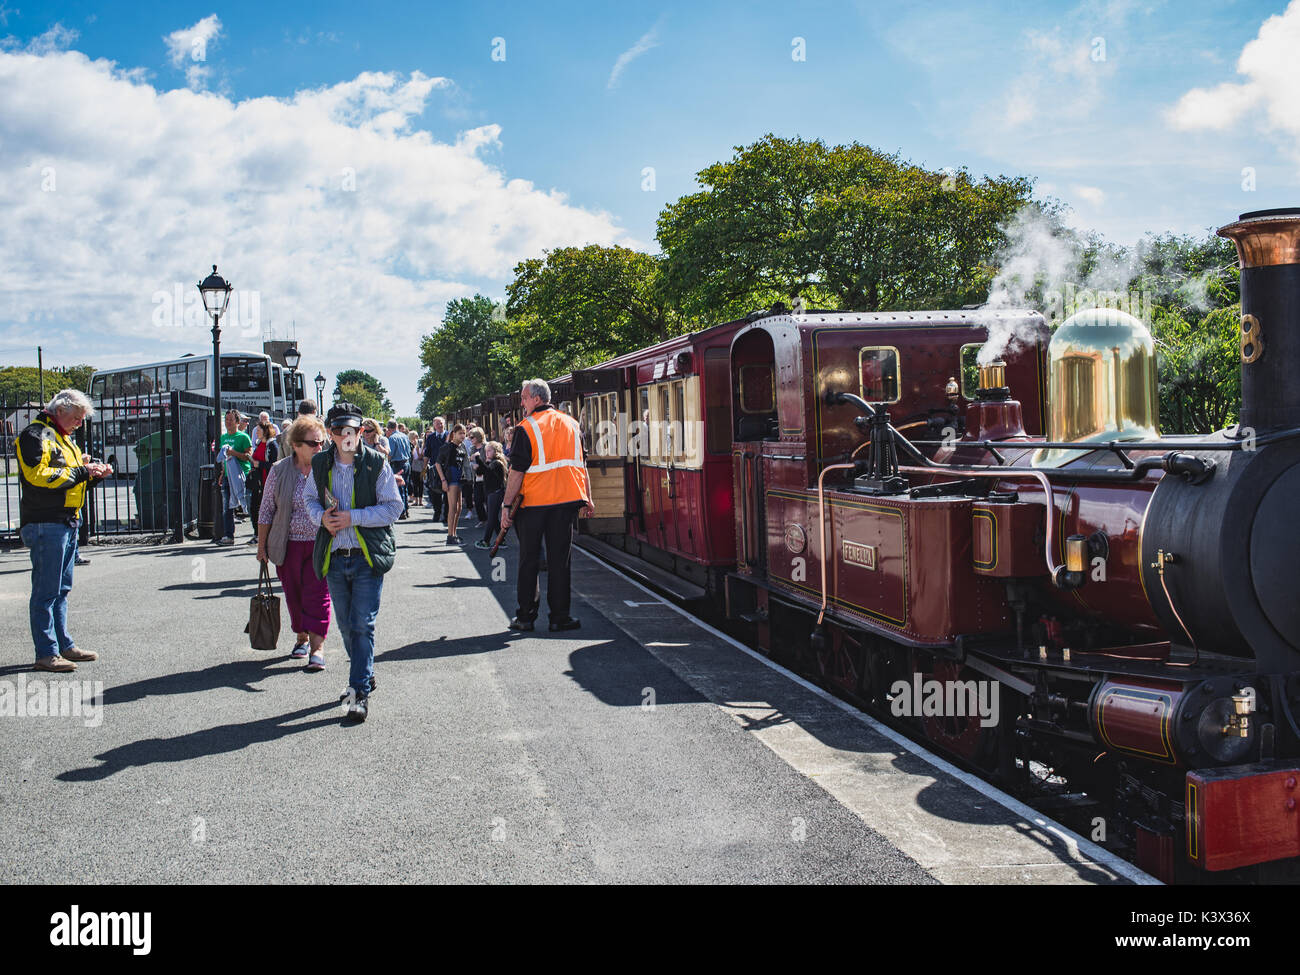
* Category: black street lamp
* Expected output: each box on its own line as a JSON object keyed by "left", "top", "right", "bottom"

{"left": 283, "top": 346, "right": 302, "bottom": 409}
{"left": 314, "top": 372, "right": 326, "bottom": 410}
{"left": 198, "top": 265, "right": 232, "bottom": 462}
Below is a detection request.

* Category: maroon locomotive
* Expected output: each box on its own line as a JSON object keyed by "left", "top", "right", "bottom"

{"left": 463, "top": 206, "right": 1300, "bottom": 881}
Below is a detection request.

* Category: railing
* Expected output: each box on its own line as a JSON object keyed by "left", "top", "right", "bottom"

{"left": 1, "top": 391, "right": 216, "bottom": 545}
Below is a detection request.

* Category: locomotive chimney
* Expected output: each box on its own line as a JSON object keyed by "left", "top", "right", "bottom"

{"left": 1217, "top": 207, "right": 1300, "bottom": 432}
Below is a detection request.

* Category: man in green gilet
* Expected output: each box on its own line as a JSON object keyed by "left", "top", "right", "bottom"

{"left": 305, "top": 401, "right": 402, "bottom": 722}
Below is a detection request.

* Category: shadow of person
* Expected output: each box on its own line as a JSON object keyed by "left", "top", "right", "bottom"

{"left": 103, "top": 656, "right": 298, "bottom": 706}
{"left": 375, "top": 633, "right": 516, "bottom": 665}
{"left": 57, "top": 700, "right": 340, "bottom": 782}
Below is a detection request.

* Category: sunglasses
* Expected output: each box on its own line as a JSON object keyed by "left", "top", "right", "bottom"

{"left": 297, "top": 439, "right": 326, "bottom": 448}
{"left": 329, "top": 426, "right": 354, "bottom": 435}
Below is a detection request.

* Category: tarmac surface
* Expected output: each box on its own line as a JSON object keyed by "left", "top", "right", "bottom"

{"left": 0, "top": 506, "right": 1150, "bottom": 884}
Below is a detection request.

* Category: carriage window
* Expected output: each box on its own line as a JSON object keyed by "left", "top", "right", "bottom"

{"left": 659, "top": 384, "right": 672, "bottom": 459}
{"left": 959, "top": 343, "right": 983, "bottom": 400}
{"left": 859, "top": 347, "right": 900, "bottom": 404}
{"left": 738, "top": 364, "right": 775, "bottom": 414}
{"left": 672, "top": 381, "right": 685, "bottom": 459}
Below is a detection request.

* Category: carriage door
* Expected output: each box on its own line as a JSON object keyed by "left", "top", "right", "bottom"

{"left": 573, "top": 369, "right": 626, "bottom": 536}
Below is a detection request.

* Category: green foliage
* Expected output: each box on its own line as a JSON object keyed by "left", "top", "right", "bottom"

{"left": 416, "top": 295, "right": 517, "bottom": 418}
{"left": 337, "top": 382, "right": 385, "bottom": 422}
{"left": 656, "top": 134, "right": 1035, "bottom": 322}
{"left": 0, "top": 365, "right": 97, "bottom": 403}
{"left": 334, "top": 369, "right": 392, "bottom": 415}
{"left": 1152, "top": 303, "right": 1241, "bottom": 434}
{"left": 506, "top": 244, "right": 685, "bottom": 378}
{"left": 395, "top": 416, "right": 424, "bottom": 432}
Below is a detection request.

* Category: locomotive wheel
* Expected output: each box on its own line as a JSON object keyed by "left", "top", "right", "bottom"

{"left": 814, "top": 627, "right": 861, "bottom": 700}
{"left": 911, "top": 653, "right": 1001, "bottom": 773}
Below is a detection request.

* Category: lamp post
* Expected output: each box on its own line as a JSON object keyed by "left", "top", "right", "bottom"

{"left": 283, "top": 346, "right": 301, "bottom": 408}
{"left": 314, "top": 372, "right": 326, "bottom": 410}
{"left": 198, "top": 265, "right": 232, "bottom": 462}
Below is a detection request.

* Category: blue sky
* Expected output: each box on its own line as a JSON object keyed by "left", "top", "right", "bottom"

{"left": 1, "top": 0, "right": 1296, "bottom": 412}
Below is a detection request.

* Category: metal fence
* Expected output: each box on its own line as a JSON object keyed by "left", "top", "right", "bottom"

{"left": 1, "top": 391, "right": 216, "bottom": 545}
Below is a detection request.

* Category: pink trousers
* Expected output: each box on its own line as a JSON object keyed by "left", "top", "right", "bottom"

{"left": 276, "top": 539, "right": 331, "bottom": 637}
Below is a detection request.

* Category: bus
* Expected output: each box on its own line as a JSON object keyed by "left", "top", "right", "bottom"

{"left": 87, "top": 351, "right": 305, "bottom": 475}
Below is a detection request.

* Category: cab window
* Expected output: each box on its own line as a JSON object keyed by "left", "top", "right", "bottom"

{"left": 859, "top": 347, "right": 900, "bottom": 403}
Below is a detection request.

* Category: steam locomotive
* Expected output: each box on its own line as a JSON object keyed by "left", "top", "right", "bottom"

{"left": 456, "top": 207, "right": 1300, "bottom": 882}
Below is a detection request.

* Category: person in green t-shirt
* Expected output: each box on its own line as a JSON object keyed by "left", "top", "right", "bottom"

{"left": 215, "top": 408, "right": 253, "bottom": 545}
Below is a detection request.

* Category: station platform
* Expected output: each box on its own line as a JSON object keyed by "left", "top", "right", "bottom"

{"left": 0, "top": 512, "right": 1154, "bottom": 884}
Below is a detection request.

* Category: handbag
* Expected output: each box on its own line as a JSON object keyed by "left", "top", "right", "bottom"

{"left": 245, "top": 562, "right": 281, "bottom": 651}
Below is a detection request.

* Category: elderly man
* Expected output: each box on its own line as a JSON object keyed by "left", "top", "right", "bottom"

{"left": 17, "top": 390, "right": 111, "bottom": 672}
{"left": 500, "top": 379, "right": 595, "bottom": 632}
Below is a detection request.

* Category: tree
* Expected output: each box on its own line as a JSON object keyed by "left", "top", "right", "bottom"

{"left": 337, "top": 382, "right": 385, "bottom": 422}
{"left": 1152, "top": 304, "right": 1241, "bottom": 434}
{"left": 0, "top": 365, "right": 97, "bottom": 402}
{"left": 506, "top": 244, "right": 684, "bottom": 378}
{"left": 416, "top": 295, "right": 517, "bottom": 418}
{"left": 656, "top": 134, "right": 1034, "bottom": 322}
{"left": 333, "top": 369, "right": 392, "bottom": 415}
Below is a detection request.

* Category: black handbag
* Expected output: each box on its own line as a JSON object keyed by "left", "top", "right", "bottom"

{"left": 245, "top": 563, "right": 281, "bottom": 651}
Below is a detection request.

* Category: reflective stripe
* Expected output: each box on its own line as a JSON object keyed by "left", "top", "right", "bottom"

{"left": 529, "top": 458, "right": 586, "bottom": 472}
{"left": 525, "top": 416, "right": 547, "bottom": 468}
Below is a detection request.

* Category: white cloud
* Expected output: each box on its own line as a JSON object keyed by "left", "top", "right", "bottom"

{"left": 1072, "top": 184, "right": 1106, "bottom": 206}
{"left": 164, "top": 14, "right": 222, "bottom": 90}
{"left": 0, "top": 46, "right": 631, "bottom": 411}
{"left": 607, "top": 22, "right": 661, "bottom": 90}
{"left": 1167, "top": 0, "right": 1300, "bottom": 151}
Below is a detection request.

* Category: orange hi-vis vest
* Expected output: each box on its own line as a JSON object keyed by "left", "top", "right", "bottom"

{"left": 521, "top": 407, "right": 590, "bottom": 507}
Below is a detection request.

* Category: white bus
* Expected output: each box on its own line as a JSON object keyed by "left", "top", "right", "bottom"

{"left": 87, "top": 351, "right": 305, "bottom": 475}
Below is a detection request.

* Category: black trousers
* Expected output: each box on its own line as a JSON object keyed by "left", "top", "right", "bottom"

{"left": 482, "top": 489, "right": 504, "bottom": 544}
{"left": 473, "top": 480, "right": 487, "bottom": 522}
{"left": 514, "top": 503, "right": 578, "bottom": 623}
{"left": 428, "top": 482, "right": 448, "bottom": 522}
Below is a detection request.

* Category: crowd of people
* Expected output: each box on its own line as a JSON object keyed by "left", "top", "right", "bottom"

{"left": 15, "top": 379, "right": 595, "bottom": 724}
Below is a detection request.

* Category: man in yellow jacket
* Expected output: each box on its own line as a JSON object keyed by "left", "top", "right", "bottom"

{"left": 17, "top": 390, "right": 112, "bottom": 672}
{"left": 500, "top": 379, "right": 594, "bottom": 632}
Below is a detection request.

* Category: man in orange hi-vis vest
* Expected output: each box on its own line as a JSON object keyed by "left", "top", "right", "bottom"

{"left": 500, "top": 378, "right": 595, "bottom": 632}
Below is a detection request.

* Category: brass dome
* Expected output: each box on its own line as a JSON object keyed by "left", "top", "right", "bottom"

{"left": 1036, "top": 308, "right": 1160, "bottom": 466}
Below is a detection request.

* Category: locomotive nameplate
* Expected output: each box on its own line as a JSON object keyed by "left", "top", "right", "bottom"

{"left": 842, "top": 540, "right": 877, "bottom": 570}
{"left": 784, "top": 523, "right": 807, "bottom": 554}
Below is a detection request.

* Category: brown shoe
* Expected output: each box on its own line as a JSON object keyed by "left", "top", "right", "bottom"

{"left": 61, "top": 647, "right": 98, "bottom": 662}
{"left": 34, "top": 655, "right": 77, "bottom": 673}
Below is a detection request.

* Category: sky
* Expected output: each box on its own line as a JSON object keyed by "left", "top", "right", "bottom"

{"left": 1, "top": 0, "right": 1297, "bottom": 414}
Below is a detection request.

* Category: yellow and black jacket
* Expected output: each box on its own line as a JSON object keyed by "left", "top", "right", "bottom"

{"left": 17, "top": 410, "right": 90, "bottom": 526}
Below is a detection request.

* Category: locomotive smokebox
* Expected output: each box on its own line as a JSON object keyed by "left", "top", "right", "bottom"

{"left": 1217, "top": 207, "right": 1300, "bottom": 431}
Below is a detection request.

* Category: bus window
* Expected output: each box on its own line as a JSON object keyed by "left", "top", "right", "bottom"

{"left": 187, "top": 359, "right": 207, "bottom": 391}
{"left": 91, "top": 376, "right": 105, "bottom": 399}
{"left": 222, "top": 358, "right": 270, "bottom": 392}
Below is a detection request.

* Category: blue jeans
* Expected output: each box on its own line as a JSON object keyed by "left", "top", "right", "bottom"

{"left": 394, "top": 462, "right": 409, "bottom": 515}
{"left": 325, "top": 550, "right": 384, "bottom": 696}
{"left": 217, "top": 478, "right": 236, "bottom": 540}
{"left": 20, "top": 521, "right": 78, "bottom": 661}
